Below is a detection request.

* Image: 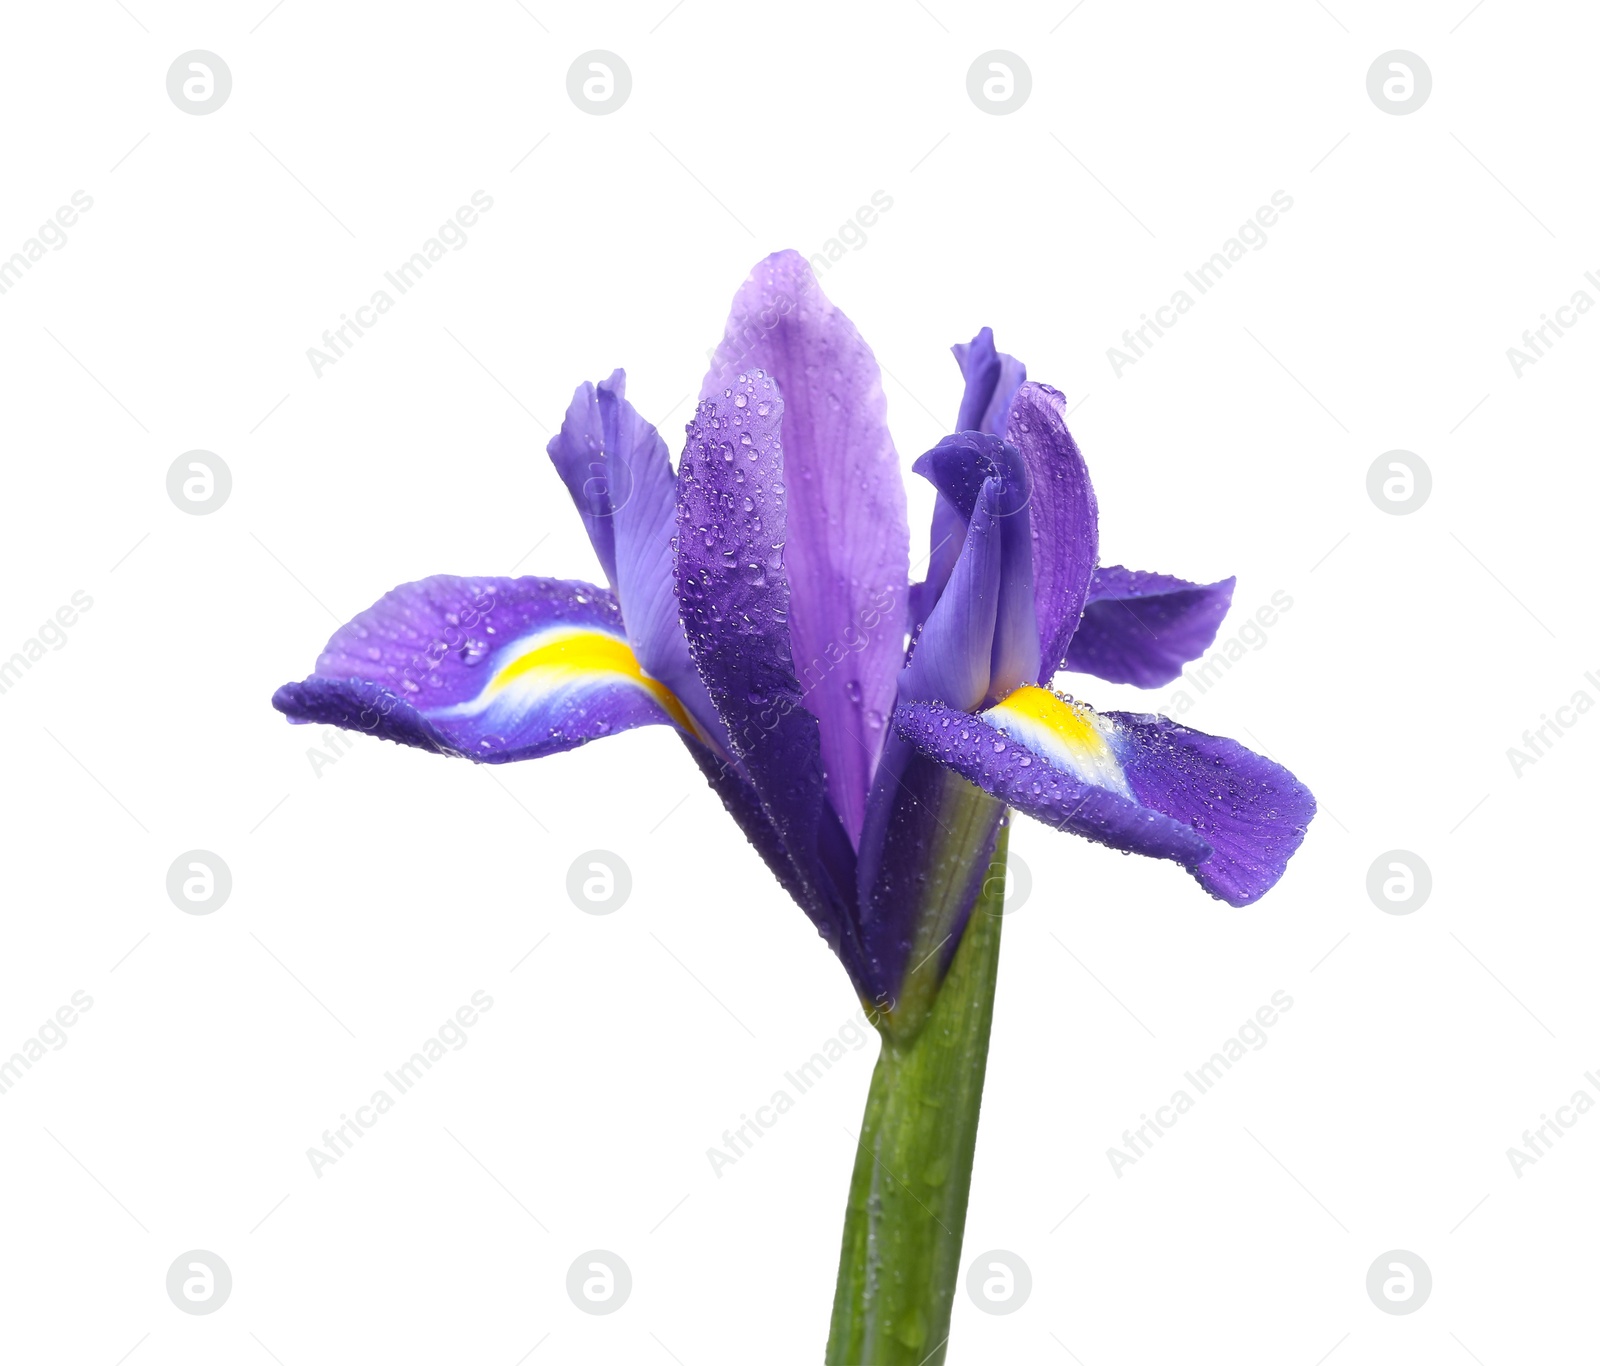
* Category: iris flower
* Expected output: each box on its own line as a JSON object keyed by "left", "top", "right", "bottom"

{"left": 273, "top": 251, "right": 1313, "bottom": 1364}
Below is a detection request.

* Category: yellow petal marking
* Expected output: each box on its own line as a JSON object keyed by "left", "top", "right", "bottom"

{"left": 485, "top": 628, "right": 696, "bottom": 736}
{"left": 983, "top": 683, "right": 1131, "bottom": 797}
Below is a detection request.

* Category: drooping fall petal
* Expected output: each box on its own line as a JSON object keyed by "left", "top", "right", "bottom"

{"left": 1108, "top": 709, "right": 1316, "bottom": 906}
{"left": 272, "top": 575, "right": 693, "bottom": 762}
{"left": 894, "top": 697, "right": 1212, "bottom": 876}
{"left": 895, "top": 685, "right": 1314, "bottom": 906}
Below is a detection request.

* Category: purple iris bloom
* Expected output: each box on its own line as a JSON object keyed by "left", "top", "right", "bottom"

{"left": 273, "top": 250, "right": 1314, "bottom": 1014}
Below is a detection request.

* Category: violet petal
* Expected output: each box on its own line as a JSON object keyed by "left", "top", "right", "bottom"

{"left": 272, "top": 575, "right": 681, "bottom": 763}
{"left": 701, "top": 250, "right": 909, "bottom": 844}
{"left": 1065, "top": 566, "right": 1237, "bottom": 688}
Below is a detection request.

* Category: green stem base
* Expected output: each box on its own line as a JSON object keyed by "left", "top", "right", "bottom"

{"left": 826, "top": 824, "right": 1008, "bottom": 1366}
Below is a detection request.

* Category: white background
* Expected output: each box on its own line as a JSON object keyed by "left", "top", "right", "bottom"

{"left": 1, "top": 2, "right": 1594, "bottom": 1362}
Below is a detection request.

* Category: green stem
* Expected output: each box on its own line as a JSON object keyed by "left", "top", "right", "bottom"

{"left": 826, "top": 823, "right": 1008, "bottom": 1366}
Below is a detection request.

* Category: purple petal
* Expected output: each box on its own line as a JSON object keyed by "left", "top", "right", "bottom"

{"left": 901, "top": 492, "right": 1001, "bottom": 711}
{"left": 905, "top": 573, "right": 941, "bottom": 645}
{"left": 272, "top": 575, "right": 685, "bottom": 762}
{"left": 683, "top": 737, "right": 810, "bottom": 919}
{"left": 915, "top": 492, "right": 968, "bottom": 629}
{"left": 1005, "top": 382, "right": 1099, "bottom": 680}
{"left": 683, "top": 736, "right": 875, "bottom": 996}
{"left": 702, "top": 250, "right": 909, "bottom": 844}
{"left": 675, "top": 372, "right": 861, "bottom": 959}
{"left": 1064, "top": 567, "right": 1236, "bottom": 688}
{"left": 1108, "top": 711, "right": 1315, "bottom": 906}
{"left": 547, "top": 375, "right": 622, "bottom": 588}
{"left": 952, "top": 327, "right": 1027, "bottom": 436}
{"left": 595, "top": 374, "right": 725, "bottom": 742}
{"left": 908, "top": 330, "right": 1026, "bottom": 623}
{"left": 597, "top": 374, "right": 674, "bottom": 669}
{"left": 907, "top": 432, "right": 1040, "bottom": 706}
{"left": 545, "top": 373, "right": 725, "bottom": 745}
{"left": 894, "top": 698, "right": 1214, "bottom": 873}
{"left": 854, "top": 732, "right": 1005, "bottom": 1007}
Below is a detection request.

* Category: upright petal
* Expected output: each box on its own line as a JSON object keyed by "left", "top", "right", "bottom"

{"left": 952, "top": 326, "right": 1026, "bottom": 436}
{"left": 702, "top": 251, "right": 909, "bottom": 844}
{"left": 1004, "top": 382, "right": 1099, "bottom": 680}
{"left": 676, "top": 372, "right": 865, "bottom": 979}
{"left": 272, "top": 575, "right": 691, "bottom": 762}
{"left": 547, "top": 376, "right": 621, "bottom": 588}
{"left": 895, "top": 685, "right": 1314, "bottom": 906}
{"left": 907, "top": 432, "right": 1040, "bottom": 707}
{"left": 900, "top": 494, "right": 1001, "bottom": 712}
{"left": 913, "top": 493, "right": 968, "bottom": 631}
{"left": 546, "top": 373, "right": 725, "bottom": 746}
{"left": 596, "top": 374, "right": 726, "bottom": 743}
{"left": 860, "top": 432, "right": 1036, "bottom": 1016}
{"left": 909, "top": 330, "right": 1026, "bottom": 624}
{"left": 597, "top": 374, "right": 674, "bottom": 670}
{"left": 1064, "top": 566, "right": 1235, "bottom": 688}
